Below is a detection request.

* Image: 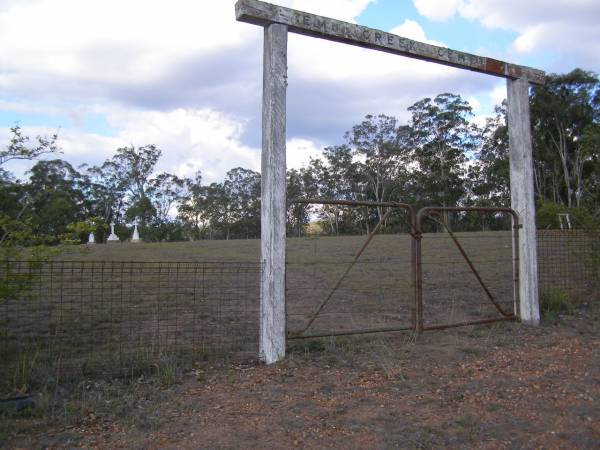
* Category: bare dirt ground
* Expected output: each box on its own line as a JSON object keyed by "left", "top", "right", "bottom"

{"left": 4, "top": 301, "right": 599, "bottom": 449}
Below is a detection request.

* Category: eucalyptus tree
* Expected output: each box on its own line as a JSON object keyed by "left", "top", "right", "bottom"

{"left": 1, "top": 125, "right": 60, "bottom": 168}
{"left": 530, "top": 68, "right": 600, "bottom": 207}
{"left": 307, "top": 145, "right": 360, "bottom": 234}
{"left": 148, "top": 173, "right": 186, "bottom": 223}
{"left": 408, "top": 93, "right": 477, "bottom": 210}
{"left": 223, "top": 167, "right": 261, "bottom": 239}
{"left": 178, "top": 171, "right": 210, "bottom": 240}
{"left": 346, "top": 114, "right": 411, "bottom": 222}
{"left": 467, "top": 102, "right": 510, "bottom": 207}
{"left": 87, "top": 144, "right": 162, "bottom": 226}
{"left": 25, "top": 159, "right": 87, "bottom": 238}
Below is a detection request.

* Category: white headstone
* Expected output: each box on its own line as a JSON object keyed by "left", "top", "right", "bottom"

{"left": 88, "top": 232, "right": 95, "bottom": 244}
{"left": 131, "top": 223, "right": 141, "bottom": 243}
{"left": 107, "top": 222, "right": 119, "bottom": 243}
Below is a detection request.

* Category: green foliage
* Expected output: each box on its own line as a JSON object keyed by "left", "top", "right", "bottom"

{"left": 155, "top": 354, "right": 182, "bottom": 387}
{"left": 59, "top": 217, "right": 106, "bottom": 245}
{"left": 12, "top": 346, "right": 40, "bottom": 394}
{"left": 408, "top": 93, "right": 477, "bottom": 209}
{"left": 540, "top": 287, "right": 575, "bottom": 320}
{"left": 531, "top": 68, "right": 600, "bottom": 209}
{"left": 536, "top": 200, "right": 598, "bottom": 229}
{"left": 1, "top": 125, "right": 60, "bottom": 166}
{"left": 125, "top": 196, "right": 156, "bottom": 225}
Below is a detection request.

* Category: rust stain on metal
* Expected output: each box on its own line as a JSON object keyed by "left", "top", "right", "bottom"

{"left": 485, "top": 58, "right": 506, "bottom": 77}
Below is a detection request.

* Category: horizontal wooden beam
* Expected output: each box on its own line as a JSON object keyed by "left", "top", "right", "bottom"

{"left": 235, "top": 0, "right": 545, "bottom": 85}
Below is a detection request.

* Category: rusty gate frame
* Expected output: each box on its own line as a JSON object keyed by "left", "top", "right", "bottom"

{"left": 287, "top": 200, "right": 520, "bottom": 340}
{"left": 414, "top": 206, "right": 520, "bottom": 332}
{"left": 286, "top": 199, "right": 417, "bottom": 339}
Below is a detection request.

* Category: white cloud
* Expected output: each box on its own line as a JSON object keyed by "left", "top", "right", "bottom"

{"left": 467, "top": 96, "right": 481, "bottom": 113}
{"left": 390, "top": 20, "right": 446, "bottom": 47}
{"left": 489, "top": 84, "right": 507, "bottom": 107}
{"left": 286, "top": 138, "right": 323, "bottom": 169}
{"left": 108, "top": 108, "right": 261, "bottom": 183}
{"left": 2, "top": 108, "right": 262, "bottom": 184}
{"left": 0, "top": 0, "right": 252, "bottom": 87}
{"left": 413, "top": 0, "right": 463, "bottom": 22}
{"left": 410, "top": 0, "right": 600, "bottom": 71}
{"left": 3, "top": 112, "right": 336, "bottom": 184}
{"left": 288, "top": 18, "right": 450, "bottom": 83}
{"left": 428, "top": 0, "right": 600, "bottom": 69}
{"left": 8, "top": 0, "right": 591, "bottom": 188}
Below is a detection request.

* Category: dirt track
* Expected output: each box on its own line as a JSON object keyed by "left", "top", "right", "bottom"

{"left": 5, "top": 302, "right": 599, "bottom": 449}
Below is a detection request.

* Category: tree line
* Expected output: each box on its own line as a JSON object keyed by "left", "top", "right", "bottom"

{"left": 1, "top": 68, "right": 599, "bottom": 247}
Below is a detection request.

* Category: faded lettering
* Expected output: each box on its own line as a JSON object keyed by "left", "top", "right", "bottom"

{"left": 313, "top": 18, "right": 325, "bottom": 31}
{"left": 387, "top": 34, "right": 395, "bottom": 46}
{"left": 375, "top": 32, "right": 382, "bottom": 44}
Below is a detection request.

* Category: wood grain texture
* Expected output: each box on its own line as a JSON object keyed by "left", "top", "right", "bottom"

{"left": 260, "top": 22, "right": 288, "bottom": 364}
{"left": 507, "top": 77, "right": 540, "bottom": 325}
{"left": 236, "top": 0, "right": 545, "bottom": 85}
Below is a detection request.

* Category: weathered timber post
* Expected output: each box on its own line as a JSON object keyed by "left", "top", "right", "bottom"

{"left": 507, "top": 77, "right": 540, "bottom": 325}
{"left": 260, "top": 22, "right": 288, "bottom": 363}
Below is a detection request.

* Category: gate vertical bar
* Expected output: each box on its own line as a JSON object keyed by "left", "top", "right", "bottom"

{"left": 260, "top": 22, "right": 288, "bottom": 364}
{"left": 507, "top": 77, "right": 540, "bottom": 325}
{"left": 414, "top": 234, "right": 423, "bottom": 333}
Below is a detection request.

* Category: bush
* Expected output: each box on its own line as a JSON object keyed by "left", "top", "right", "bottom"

{"left": 540, "top": 287, "right": 575, "bottom": 320}
{"left": 536, "top": 200, "right": 598, "bottom": 230}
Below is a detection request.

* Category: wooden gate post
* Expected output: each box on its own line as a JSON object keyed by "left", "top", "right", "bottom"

{"left": 260, "top": 22, "right": 288, "bottom": 363}
{"left": 507, "top": 77, "right": 540, "bottom": 325}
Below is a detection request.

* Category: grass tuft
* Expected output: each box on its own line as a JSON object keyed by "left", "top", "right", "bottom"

{"left": 540, "top": 287, "right": 575, "bottom": 321}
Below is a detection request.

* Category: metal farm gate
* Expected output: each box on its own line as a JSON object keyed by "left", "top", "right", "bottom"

{"left": 414, "top": 207, "right": 519, "bottom": 331}
{"left": 286, "top": 200, "right": 417, "bottom": 339}
{"left": 286, "top": 200, "right": 519, "bottom": 339}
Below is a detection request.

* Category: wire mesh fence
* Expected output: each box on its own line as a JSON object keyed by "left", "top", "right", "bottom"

{"left": 0, "top": 226, "right": 597, "bottom": 393}
{"left": 537, "top": 230, "right": 600, "bottom": 302}
{"left": 0, "top": 260, "right": 260, "bottom": 393}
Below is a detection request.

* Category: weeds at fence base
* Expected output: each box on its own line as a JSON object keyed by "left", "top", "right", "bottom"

{"left": 0, "top": 347, "right": 233, "bottom": 444}
{"left": 540, "top": 287, "right": 576, "bottom": 321}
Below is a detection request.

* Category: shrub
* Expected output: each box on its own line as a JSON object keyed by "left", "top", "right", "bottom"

{"left": 540, "top": 287, "right": 575, "bottom": 320}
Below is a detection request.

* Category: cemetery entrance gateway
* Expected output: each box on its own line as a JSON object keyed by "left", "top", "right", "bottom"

{"left": 235, "top": 0, "right": 545, "bottom": 364}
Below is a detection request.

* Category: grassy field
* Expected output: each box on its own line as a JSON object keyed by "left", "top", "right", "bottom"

{"left": 1, "top": 231, "right": 599, "bottom": 448}
{"left": 1, "top": 231, "right": 516, "bottom": 392}
{"left": 62, "top": 230, "right": 517, "bottom": 333}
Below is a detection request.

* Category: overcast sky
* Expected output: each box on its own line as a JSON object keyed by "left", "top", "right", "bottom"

{"left": 1, "top": 0, "right": 599, "bottom": 183}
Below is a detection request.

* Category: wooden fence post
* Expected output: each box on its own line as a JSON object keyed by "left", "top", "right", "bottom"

{"left": 507, "top": 77, "right": 540, "bottom": 325}
{"left": 260, "top": 22, "right": 288, "bottom": 363}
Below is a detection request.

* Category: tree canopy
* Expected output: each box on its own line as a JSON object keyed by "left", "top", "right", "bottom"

{"left": 1, "top": 68, "right": 599, "bottom": 245}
